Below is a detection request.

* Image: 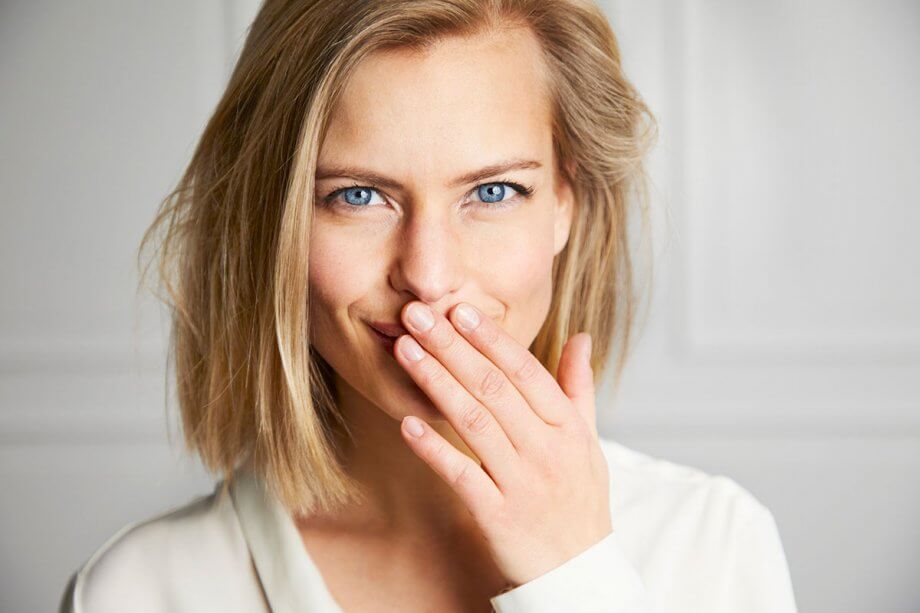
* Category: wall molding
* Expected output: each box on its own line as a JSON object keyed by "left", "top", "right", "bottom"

{"left": 672, "top": 0, "right": 920, "bottom": 364}
{"left": 0, "top": 2, "right": 232, "bottom": 376}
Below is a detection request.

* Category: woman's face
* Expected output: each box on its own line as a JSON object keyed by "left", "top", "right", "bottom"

{"left": 309, "top": 26, "right": 574, "bottom": 421}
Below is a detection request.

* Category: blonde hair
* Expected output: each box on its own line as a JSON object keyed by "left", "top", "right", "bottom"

{"left": 138, "top": 0, "right": 658, "bottom": 516}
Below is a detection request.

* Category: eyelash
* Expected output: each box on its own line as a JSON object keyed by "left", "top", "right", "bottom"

{"left": 318, "top": 179, "right": 535, "bottom": 212}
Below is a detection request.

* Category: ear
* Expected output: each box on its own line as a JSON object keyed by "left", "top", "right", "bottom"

{"left": 553, "top": 160, "right": 576, "bottom": 257}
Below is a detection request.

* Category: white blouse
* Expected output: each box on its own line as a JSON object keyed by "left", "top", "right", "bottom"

{"left": 59, "top": 438, "right": 799, "bottom": 612}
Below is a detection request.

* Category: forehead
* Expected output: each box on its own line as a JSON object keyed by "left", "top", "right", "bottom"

{"left": 319, "top": 26, "right": 554, "bottom": 178}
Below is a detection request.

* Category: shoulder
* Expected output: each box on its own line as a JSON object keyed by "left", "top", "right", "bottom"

{"left": 594, "top": 438, "right": 797, "bottom": 610}
{"left": 596, "top": 436, "right": 779, "bottom": 547}
{"left": 61, "top": 481, "right": 253, "bottom": 613}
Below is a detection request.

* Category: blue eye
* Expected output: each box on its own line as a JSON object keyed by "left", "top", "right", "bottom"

{"left": 476, "top": 183, "right": 511, "bottom": 204}
{"left": 339, "top": 186, "right": 385, "bottom": 207}
{"left": 470, "top": 181, "right": 534, "bottom": 208}
{"left": 321, "top": 180, "right": 533, "bottom": 211}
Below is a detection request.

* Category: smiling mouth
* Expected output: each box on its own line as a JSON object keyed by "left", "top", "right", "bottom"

{"left": 366, "top": 322, "right": 401, "bottom": 353}
{"left": 367, "top": 320, "right": 407, "bottom": 337}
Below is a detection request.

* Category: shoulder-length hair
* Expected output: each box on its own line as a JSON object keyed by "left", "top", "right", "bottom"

{"left": 139, "top": 0, "right": 657, "bottom": 516}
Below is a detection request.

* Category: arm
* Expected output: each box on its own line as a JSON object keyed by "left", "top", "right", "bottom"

{"left": 488, "top": 500, "right": 798, "bottom": 613}
{"left": 489, "top": 530, "right": 649, "bottom": 613}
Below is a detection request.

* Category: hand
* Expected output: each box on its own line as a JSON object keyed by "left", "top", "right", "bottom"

{"left": 393, "top": 300, "right": 613, "bottom": 588}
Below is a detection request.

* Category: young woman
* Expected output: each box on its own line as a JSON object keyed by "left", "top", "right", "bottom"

{"left": 60, "top": 0, "right": 798, "bottom": 611}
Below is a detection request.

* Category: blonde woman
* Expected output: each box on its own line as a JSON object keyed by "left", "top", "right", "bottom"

{"left": 60, "top": 0, "right": 798, "bottom": 611}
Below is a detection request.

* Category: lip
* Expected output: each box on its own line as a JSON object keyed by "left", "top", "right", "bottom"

{"left": 368, "top": 324, "right": 396, "bottom": 354}
{"left": 367, "top": 321, "right": 408, "bottom": 338}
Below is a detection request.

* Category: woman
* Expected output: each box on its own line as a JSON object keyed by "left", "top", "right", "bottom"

{"left": 60, "top": 0, "right": 798, "bottom": 611}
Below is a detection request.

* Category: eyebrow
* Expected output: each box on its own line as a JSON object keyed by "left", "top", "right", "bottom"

{"left": 314, "top": 158, "right": 543, "bottom": 190}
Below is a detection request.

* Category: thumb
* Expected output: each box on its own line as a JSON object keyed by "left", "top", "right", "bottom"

{"left": 557, "top": 333, "right": 596, "bottom": 415}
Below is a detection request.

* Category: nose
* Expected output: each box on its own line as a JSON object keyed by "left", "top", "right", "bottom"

{"left": 388, "top": 209, "right": 464, "bottom": 304}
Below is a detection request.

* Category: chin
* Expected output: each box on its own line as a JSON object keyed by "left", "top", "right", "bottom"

{"left": 376, "top": 367, "right": 447, "bottom": 423}
{"left": 401, "top": 379, "right": 447, "bottom": 421}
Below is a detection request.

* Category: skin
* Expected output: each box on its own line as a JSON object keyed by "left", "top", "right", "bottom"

{"left": 305, "top": 24, "right": 612, "bottom": 597}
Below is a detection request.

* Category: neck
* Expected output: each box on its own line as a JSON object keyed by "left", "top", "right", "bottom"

{"left": 303, "top": 372, "right": 480, "bottom": 539}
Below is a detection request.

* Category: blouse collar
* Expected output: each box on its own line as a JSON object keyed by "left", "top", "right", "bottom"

{"left": 229, "top": 467, "right": 343, "bottom": 613}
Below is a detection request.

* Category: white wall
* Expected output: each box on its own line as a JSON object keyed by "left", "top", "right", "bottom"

{"left": 604, "top": 2, "right": 920, "bottom": 611}
{"left": 0, "top": 1, "right": 917, "bottom": 611}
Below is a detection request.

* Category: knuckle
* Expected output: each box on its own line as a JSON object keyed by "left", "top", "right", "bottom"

{"left": 450, "top": 459, "right": 473, "bottom": 489}
{"left": 527, "top": 432, "right": 568, "bottom": 475}
{"left": 478, "top": 368, "right": 506, "bottom": 399}
{"left": 420, "top": 364, "right": 445, "bottom": 389}
{"left": 432, "top": 442, "right": 453, "bottom": 468}
{"left": 512, "top": 355, "right": 541, "bottom": 384}
{"left": 459, "top": 402, "right": 491, "bottom": 435}
{"left": 535, "top": 449, "right": 567, "bottom": 480}
{"left": 564, "top": 409, "right": 596, "bottom": 444}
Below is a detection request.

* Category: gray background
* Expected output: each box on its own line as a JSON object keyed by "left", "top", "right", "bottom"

{"left": 1, "top": 0, "right": 918, "bottom": 611}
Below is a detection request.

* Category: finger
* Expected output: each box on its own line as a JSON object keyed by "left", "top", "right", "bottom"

{"left": 394, "top": 333, "right": 521, "bottom": 486}
{"left": 556, "top": 333, "right": 597, "bottom": 436}
{"left": 446, "top": 302, "right": 571, "bottom": 427}
{"left": 401, "top": 300, "right": 545, "bottom": 453}
{"left": 400, "top": 415, "right": 504, "bottom": 516}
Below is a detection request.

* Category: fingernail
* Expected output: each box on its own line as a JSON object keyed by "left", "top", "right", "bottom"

{"left": 454, "top": 303, "right": 480, "bottom": 331}
{"left": 400, "top": 336, "right": 425, "bottom": 361}
{"left": 407, "top": 303, "right": 435, "bottom": 332}
{"left": 403, "top": 416, "right": 425, "bottom": 438}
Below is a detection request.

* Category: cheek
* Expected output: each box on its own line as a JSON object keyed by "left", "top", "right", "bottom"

{"left": 487, "top": 235, "right": 553, "bottom": 295}
{"left": 307, "top": 225, "right": 388, "bottom": 379}
{"left": 306, "top": 225, "right": 383, "bottom": 357}
{"left": 474, "top": 217, "right": 556, "bottom": 335}
{"left": 307, "top": 224, "right": 374, "bottom": 308}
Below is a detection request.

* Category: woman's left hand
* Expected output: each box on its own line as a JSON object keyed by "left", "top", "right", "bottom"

{"left": 394, "top": 300, "right": 613, "bottom": 588}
